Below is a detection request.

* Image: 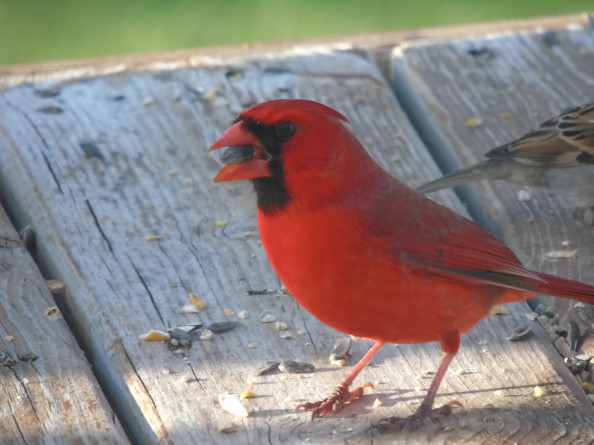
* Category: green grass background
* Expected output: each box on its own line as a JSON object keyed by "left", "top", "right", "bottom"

{"left": 0, "top": 0, "right": 590, "bottom": 66}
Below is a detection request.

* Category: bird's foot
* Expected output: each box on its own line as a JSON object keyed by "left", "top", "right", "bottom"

{"left": 378, "top": 400, "right": 462, "bottom": 432}
{"left": 296, "top": 381, "right": 374, "bottom": 418}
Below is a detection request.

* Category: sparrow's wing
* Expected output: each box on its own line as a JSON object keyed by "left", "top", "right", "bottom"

{"left": 486, "top": 102, "right": 594, "bottom": 167}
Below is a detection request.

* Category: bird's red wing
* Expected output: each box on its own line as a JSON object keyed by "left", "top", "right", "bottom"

{"left": 367, "top": 181, "right": 543, "bottom": 291}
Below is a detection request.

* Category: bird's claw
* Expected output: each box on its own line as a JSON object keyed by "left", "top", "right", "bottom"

{"left": 378, "top": 400, "right": 463, "bottom": 432}
{"left": 296, "top": 381, "right": 373, "bottom": 418}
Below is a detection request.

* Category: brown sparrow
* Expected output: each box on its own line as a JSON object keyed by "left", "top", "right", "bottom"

{"left": 417, "top": 103, "right": 594, "bottom": 225}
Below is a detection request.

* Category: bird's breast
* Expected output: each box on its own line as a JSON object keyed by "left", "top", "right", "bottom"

{"left": 257, "top": 205, "right": 501, "bottom": 344}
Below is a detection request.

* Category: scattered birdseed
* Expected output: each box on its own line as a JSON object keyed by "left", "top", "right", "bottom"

{"left": 145, "top": 234, "right": 163, "bottom": 242}
{"left": 545, "top": 250, "right": 578, "bottom": 259}
{"left": 200, "top": 329, "right": 214, "bottom": 340}
{"left": 179, "top": 375, "right": 194, "bottom": 384}
{"left": 455, "top": 368, "right": 466, "bottom": 376}
{"left": 224, "top": 308, "right": 233, "bottom": 316}
{"left": 490, "top": 305, "right": 509, "bottom": 315}
{"left": 508, "top": 325, "right": 531, "bottom": 341}
{"left": 238, "top": 310, "right": 249, "bottom": 319}
{"left": 240, "top": 391, "right": 256, "bottom": 399}
{"left": 247, "top": 342, "right": 257, "bottom": 349}
{"left": 80, "top": 141, "right": 103, "bottom": 159}
{"left": 142, "top": 97, "right": 155, "bottom": 106}
{"left": 247, "top": 288, "right": 276, "bottom": 296}
{"left": 494, "top": 390, "right": 505, "bottom": 397}
{"left": 466, "top": 117, "right": 484, "bottom": 127}
{"left": 330, "top": 337, "right": 352, "bottom": 361}
{"left": 226, "top": 70, "right": 243, "bottom": 81}
{"left": 256, "top": 361, "right": 280, "bottom": 376}
{"left": 275, "top": 321, "right": 288, "bottom": 331}
{"left": 139, "top": 330, "right": 171, "bottom": 342}
{"left": 217, "top": 423, "right": 236, "bottom": 433}
{"left": 330, "top": 359, "right": 345, "bottom": 367}
{"left": 373, "top": 399, "right": 383, "bottom": 408}
{"left": 554, "top": 336, "right": 573, "bottom": 358}
{"left": 167, "top": 328, "right": 193, "bottom": 350}
{"left": 189, "top": 293, "right": 206, "bottom": 308}
{"left": 34, "top": 85, "right": 61, "bottom": 98}
{"left": 279, "top": 360, "right": 315, "bottom": 374}
{"left": 533, "top": 386, "right": 546, "bottom": 397}
{"left": 208, "top": 321, "right": 238, "bottom": 333}
{"left": 0, "top": 352, "right": 16, "bottom": 367}
{"left": 172, "top": 323, "right": 202, "bottom": 333}
{"left": 44, "top": 306, "right": 61, "bottom": 321}
{"left": 218, "top": 393, "right": 249, "bottom": 417}
{"left": 297, "top": 329, "right": 307, "bottom": 336}
{"left": 499, "top": 111, "right": 512, "bottom": 118}
{"left": 181, "top": 304, "right": 200, "bottom": 314}
{"left": 582, "top": 382, "right": 594, "bottom": 394}
{"left": 260, "top": 314, "right": 276, "bottom": 323}
{"left": 216, "top": 220, "right": 228, "bottom": 228}
{"left": 220, "top": 145, "right": 254, "bottom": 165}
{"left": 46, "top": 280, "right": 65, "bottom": 293}
{"left": 517, "top": 190, "right": 531, "bottom": 201}
{"left": 5, "top": 336, "right": 14, "bottom": 342}
{"left": 279, "top": 332, "right": 292, "bottom": 339}
{"left": 18, "top": 353, "right": 38, "bottom": 362}
{"left": 37, "top": 105, "right": 63, "bottom": 114}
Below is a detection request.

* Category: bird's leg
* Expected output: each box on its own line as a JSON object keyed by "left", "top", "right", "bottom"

{"left": 382, "top": 331, "right": 462, "bottom": 430}
{"left": 297, "top": 340, "right": 385, "bottom": 418}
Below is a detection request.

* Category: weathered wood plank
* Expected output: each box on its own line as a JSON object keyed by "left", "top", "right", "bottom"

{"left": 391, "top": 21, "right": 594, "bottom": 319}
{"left": 0, "top": 204, "right": 129, "bottom": 444}
{"left": 0, "top": 16, "right": 592, "bottom": 444}
{"left": 1, "top": 48, "right": 465, "bottom": 444}
{"left": 391, "top": 16, "right": 594, "bottom": 435}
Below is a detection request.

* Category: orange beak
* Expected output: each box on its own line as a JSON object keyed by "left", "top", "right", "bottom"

{"left": 209, "top": 121, "right": 272, "bottom": 182}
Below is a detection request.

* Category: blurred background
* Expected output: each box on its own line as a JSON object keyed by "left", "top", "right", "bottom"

{"left": 0, "top": 0, "right": 591, "bottom": 66}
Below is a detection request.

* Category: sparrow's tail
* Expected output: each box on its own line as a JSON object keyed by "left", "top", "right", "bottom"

{"left": 416, "top": 160, "right": 504, "bottom": 195}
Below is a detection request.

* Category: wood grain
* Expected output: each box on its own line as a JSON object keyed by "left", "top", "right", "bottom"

{"left": 0, "top": 47, "right": 468, "bottom": 444}
{"left": 0, "top": 14, "right": 593, "bottom": 444}
{"left": 391, "top": 18, "right": 594, "bottom": 438}
{"left": 0, "top": 204, "right": 129, "bottom": 444}
{"left": 391, "top": 20, "right": 594, "bottom": 320}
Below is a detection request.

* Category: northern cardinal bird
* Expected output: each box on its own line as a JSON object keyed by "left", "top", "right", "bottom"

{"left": 209, "top": 99, "right": 594, "bottom": 426}
{"left": 417, "top": 102, "right": 594, "bottom": 225}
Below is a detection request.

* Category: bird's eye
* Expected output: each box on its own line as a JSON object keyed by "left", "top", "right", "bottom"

{"left": 275, "top": 121, "right": 297, "bottom": 141}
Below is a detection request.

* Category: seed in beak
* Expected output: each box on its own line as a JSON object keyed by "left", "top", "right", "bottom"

{"left": 220, "top": 145, "right": 255, "bottom": 165}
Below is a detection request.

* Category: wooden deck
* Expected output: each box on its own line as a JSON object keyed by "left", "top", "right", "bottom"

{"left": 1, "top": 13, "right": 593, "bottom": 444}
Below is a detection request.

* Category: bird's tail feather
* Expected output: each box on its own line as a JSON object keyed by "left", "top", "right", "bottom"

{"left": 417, "top": 160, "right": 497, "bottom": 194}
{"left": 534, "top": 272, "right": 594, "bottom": 305}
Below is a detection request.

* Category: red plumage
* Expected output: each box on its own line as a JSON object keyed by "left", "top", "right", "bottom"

{"left": 210, "top": 99, "right": 594, "bottom": 425}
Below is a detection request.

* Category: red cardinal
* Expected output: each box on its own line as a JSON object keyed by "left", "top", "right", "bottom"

{"left": 209, "top": 99, "right": 594, "bottom": 426}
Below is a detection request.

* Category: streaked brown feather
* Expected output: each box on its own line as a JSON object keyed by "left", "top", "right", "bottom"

{"left": 487, "top": 102, "right": 594, "bottom": 167}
